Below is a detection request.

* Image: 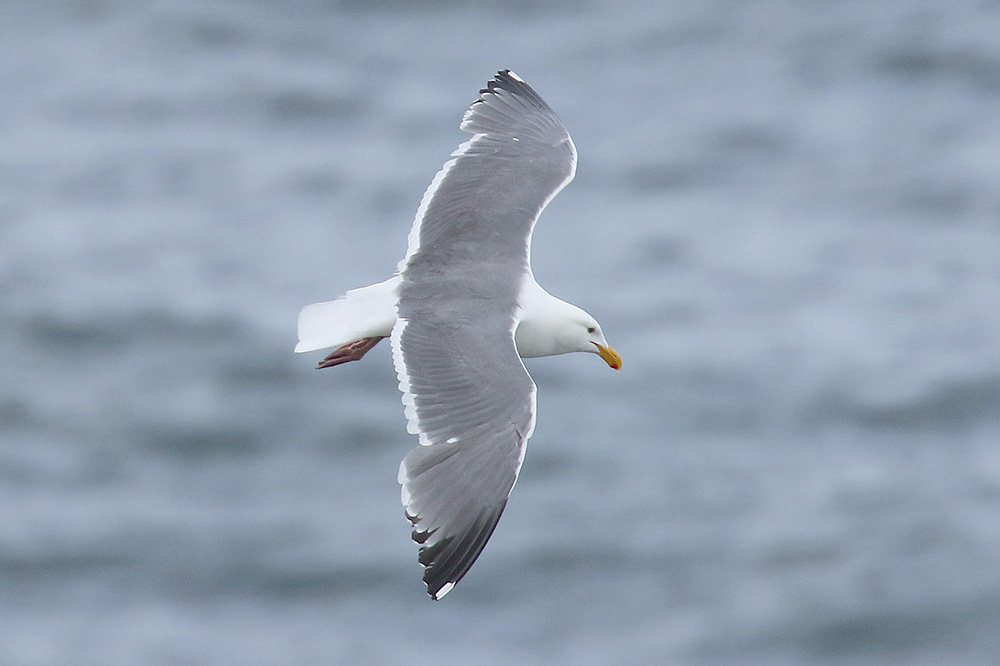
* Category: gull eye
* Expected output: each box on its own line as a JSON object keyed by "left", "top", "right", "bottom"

{"left": 587, "top": 326, "right": 596, "bottom": 334}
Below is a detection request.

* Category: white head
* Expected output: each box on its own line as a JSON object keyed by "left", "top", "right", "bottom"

{"left": 515, "top": 286, "right": 622, "bottom": 369}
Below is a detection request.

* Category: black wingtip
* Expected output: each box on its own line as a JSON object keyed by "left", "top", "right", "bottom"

{"left": 465, "top": 69, "right": 554, "bottom": 127}
{"left": 414, "top": 504, "right": 508, "bottom": 601}
{"left": 479, "top": 69, "right": 528, "bottom": 97}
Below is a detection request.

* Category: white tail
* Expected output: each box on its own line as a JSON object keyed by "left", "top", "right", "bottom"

{"left": 294, "top": 276, "right": 399, "bottom": 353}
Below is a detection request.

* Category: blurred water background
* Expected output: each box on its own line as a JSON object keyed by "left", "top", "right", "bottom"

{"left": 3, "top": 1, "right": 1000, "bottom": 664}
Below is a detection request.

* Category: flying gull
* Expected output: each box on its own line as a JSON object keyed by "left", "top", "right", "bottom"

{"left": 296, "top": 70, "right": 621, "bottom": 599}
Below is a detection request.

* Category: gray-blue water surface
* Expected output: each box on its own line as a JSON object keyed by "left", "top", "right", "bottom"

{"left": 3, "top": 1, "right": 1000, "bottom": 664}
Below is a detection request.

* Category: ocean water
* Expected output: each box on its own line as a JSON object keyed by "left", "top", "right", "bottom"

{"left": 3, "top": 1, "right": 1000, "bottom": 664}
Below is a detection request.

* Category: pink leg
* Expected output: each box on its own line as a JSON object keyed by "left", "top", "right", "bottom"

{"left": 316, "top": 336, "right": 387, "bottom": 369}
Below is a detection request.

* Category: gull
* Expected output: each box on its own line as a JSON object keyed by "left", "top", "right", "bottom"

{"left": 296, "top": 70, "right": 621, "bottom": 599}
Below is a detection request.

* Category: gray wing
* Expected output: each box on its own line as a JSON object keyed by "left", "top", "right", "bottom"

{"left": 391, "top": 70, "right": 576, "bottom": 599}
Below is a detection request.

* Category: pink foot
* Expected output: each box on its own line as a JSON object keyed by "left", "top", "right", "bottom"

{"left": 316, "top": 336, "right": 387, "bottom": 369}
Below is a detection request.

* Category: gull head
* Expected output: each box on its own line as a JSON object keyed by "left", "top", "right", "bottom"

{"left": 515, "top": 286, "right": 621, "bottom": 369}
